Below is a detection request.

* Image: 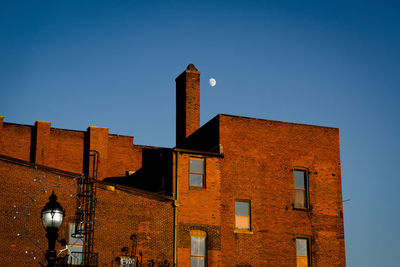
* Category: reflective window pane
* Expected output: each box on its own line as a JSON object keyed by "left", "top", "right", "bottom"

{"left": 190, "top": 174, "right": 203, "bottom": 187}
{"left": 235, "top": 201, "right": 249, "bottom": 216}
{"left": 294, "top": 190, "right": 306, "bottom": 208}
{"left": 297, "top": 256, "right": 309, "bottom": 267}
{"left": 191, "top": 233, "right": 205, "bottom": 267}
{"left": 235, "top": 215, "right": 249, "bottom": 230}
{"left": 296, "top": 239, "right": 308, "bottom": 256}
{"left": 294, "top": 170, "right": 306, "bottom": 189}
{"left": 191, "top": 236, "right": 205, "bottom": 256}
{"left": 190, "top": 159, "right": 204, "bottom": 174}
{"left": 191, "top": 257, "right": 205, "bottom": 267}
{"left": 69, "top": 224, "right": 83, "bottom": 245}
{"left": 68, "top": 245, "right": 83, "bottom": 265}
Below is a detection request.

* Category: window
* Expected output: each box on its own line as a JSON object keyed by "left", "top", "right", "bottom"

{"left": 190, "top": 230, "right": 206, "bottom": 267}
{"left": 67, "top": 223, "right": 84, "bottom": 265}
{"left": 294, "top": 169, "right": 309, "bottom": 208}
{"left": 189, "top": 158, "right": 205, "bottom": 187}
{"left": 235, "top": 200, "right": 250, "bottom": 231}
{"left": 68, "top": 245, "right": 83, "bottom": 265}
{"left": 296, "top": 238, "right": 311, "bottom": 267}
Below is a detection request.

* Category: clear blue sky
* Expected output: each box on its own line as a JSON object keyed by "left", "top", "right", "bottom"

{"left": 1, "top": 1, "right": 399, "bottom": 266}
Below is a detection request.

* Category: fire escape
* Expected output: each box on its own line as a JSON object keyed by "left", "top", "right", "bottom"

{"left": 57, "top": 150, "right": 99, "bottom": 267}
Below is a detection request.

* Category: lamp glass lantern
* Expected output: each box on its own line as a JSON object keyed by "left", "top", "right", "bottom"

{"left": 41, "top": 191, "right": 65, "bottom": 230}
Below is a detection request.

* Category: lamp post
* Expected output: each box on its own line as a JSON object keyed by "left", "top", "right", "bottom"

{"left": 41, "top": 191, "right": 65, "bottom": 267}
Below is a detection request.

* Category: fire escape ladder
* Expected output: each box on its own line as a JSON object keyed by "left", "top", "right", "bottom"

{"left": 74, "top": 150, "right": 99, "bottom": 267}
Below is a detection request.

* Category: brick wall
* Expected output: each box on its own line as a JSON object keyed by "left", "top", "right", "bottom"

{"left": 48, "top": 128, "right": 85, "bottom": 173}
{"left": 175, "top": 151, "right": 223, "bottom": 266}
{"left": 218, "top": 114, "right": 345, "bottom": 266}
{"left": 172, "top": 112, "right": 345, "bottom": 266}
{"left": 0, "top": 158, "right": 82, "bottom": 266}
{"left": 0, "top": 119, "right": 168, "bottom": 183}
{"left": 107, "top": 134, "right": 141, "bottom": 177}
{"left": 0, "top": 157, "right": 174, "bottom": 266}
{"left": 0, "top": 122, "right": 32, "bottom": 162}
{"left": 95, "top": 184, "right": 174, "bottom": 265}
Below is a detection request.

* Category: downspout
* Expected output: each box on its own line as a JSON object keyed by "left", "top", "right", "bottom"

{"left": 173, "top": 151, "right": 179, "bottom": 267}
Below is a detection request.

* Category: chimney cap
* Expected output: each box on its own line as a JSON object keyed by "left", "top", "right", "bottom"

{"left": 186, "top": 64, "right": 199, "bottom": 73}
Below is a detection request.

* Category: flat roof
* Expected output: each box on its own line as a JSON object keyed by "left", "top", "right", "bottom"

{"left": 218, "top": 113, "right": 339, "bottom": 130}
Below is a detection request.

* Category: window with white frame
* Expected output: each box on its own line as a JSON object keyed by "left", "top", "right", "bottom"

{"left": 67, "top": 223, "right": 84, "bottom": 265}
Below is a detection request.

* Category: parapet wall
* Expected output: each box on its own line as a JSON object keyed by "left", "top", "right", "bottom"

{"left": 0, "top": 117, "right": 162, "bottom": 180}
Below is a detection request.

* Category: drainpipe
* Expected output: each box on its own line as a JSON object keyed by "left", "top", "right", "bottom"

{"left": 173, "top": 151, "right": 179, "bottom": 267}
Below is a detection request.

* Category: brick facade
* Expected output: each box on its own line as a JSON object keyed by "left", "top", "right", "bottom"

{"left": 217, "top": 115, "right": 345, "bottom": 266}
{"left": 0, "top": 64, "right": 345, "bottom": 266}
{"left": 0, "top": 157, "right": 174, "bottom": 266}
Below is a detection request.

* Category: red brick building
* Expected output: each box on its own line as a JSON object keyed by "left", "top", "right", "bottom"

{"left": 0, "top": 64, "right": 345, "bottom": 266}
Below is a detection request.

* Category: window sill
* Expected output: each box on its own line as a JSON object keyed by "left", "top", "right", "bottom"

{"left": 189, "top": 186, "right": 206, "bottom": 190}
{"left": 234, "top": 229, "right": 253, "bottom": 234}
{"left": 293, "top": 206, "right": 310, "bottom": 211}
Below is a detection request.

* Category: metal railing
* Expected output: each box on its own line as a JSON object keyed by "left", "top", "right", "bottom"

{"left": 55, "top": 251, "right": 98, "bottom": 267}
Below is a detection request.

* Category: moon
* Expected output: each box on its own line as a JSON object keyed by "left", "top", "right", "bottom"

{"left": 209, "top": 78, "right": 216, "bottom": 87}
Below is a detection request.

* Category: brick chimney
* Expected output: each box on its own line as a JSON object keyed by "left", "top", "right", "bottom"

{"left": 176, "top": 64, "right": 200, "bottom": 147}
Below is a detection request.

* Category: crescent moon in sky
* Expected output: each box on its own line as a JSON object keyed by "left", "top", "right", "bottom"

{"left": 209, "top": 78, "right": 216, "bottom": 87}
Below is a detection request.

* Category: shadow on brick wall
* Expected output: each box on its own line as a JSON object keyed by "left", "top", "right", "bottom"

{"left": 103, "top": 148, "right": 172, "bottom": 195}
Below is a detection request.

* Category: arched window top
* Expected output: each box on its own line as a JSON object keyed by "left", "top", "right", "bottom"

{"left": 190, "top": 229, "right": 206, "bottom": 237}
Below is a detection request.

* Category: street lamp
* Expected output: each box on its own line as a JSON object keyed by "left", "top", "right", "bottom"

{"left": 41, "top": 191, "right": 65, "bottom": 267}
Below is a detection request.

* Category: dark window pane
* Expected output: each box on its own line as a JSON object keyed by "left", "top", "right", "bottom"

{"left": 190, "top": 159, "right": 204, "bottom": 174}
{"left": 235, "top": 201, "right": 249, "bottom": 216}
{"left": 190, "top": 174, "right": 203, "bottom": 187}
{"left": 294, "top": 190, "right": 306, "bottom": 208}
{"left": 294, "top": 170, "right": 306, "bottom": 189}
